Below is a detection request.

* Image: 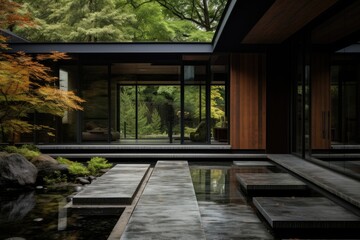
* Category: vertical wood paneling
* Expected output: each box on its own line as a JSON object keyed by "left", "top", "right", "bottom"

{"left": 230, "top": 53, "right": 266, "bottom": 149}
{"left": 311, "top": 53, "right": 331, "bottom": 149}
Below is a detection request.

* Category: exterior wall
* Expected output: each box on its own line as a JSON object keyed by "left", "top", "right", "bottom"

{"left": 230, "top": 53, "right": 266, "bottom": 150}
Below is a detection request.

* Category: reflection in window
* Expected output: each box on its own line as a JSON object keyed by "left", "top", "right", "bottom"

{"left": 58, "top": 66, "right": 79, "bottom": 143}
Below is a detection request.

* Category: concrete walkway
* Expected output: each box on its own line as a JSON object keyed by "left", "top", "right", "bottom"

{"left": 120, "top": 161, "right": 206, "bottom": 240}
{"left": 268, "top": 154, "right": 360, "bottom": 208}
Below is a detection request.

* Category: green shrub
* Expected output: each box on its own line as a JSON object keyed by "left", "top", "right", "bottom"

{"left": 56, "top": 157, "right": 90, "bottom": 176}
{"left": 87, "top": 157, "right": 112, "bottom": 175}
{"left": 3, "top": 145, "right": 40, "bottom": 160}
{"left": 56, "top": 156, "right": 73, "bottom": 165}
{"left": 21, "top": 144, "right": 40, "bottom": 152}
{"left": 69, "top": 162, "right": 90, "bottom": 176}
{"left": 43, "top": 170, "right": 67, "bottom": 185}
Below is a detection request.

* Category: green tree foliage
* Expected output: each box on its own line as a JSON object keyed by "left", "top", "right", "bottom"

{"left": 119, "top": 86, "right": 136, "bottom": 137}
{"left": 15, "top": 0, "right": 135, "bottom": 42}
{"left": 119, "top": 85, "right": 225, "bottom": 138}
{"left": 150, "top": 109, "right": 161, "bottom": 134}
{"left": 130, "top": 2, "right": 175, "bottom": 41}
{"left": 128, "top": 0, "right": 227, "bottom": 31}
{"left": 12, "top": 0, "right": 226, "bottom": 42}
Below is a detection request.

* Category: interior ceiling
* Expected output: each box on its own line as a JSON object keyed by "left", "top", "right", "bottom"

{"left": 242, "top": 0, "right": 338, "bottom": 44}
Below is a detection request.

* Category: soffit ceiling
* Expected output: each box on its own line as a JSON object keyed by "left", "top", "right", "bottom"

{"left": 213, "top": 0, "right": 358, "bottom": 50}
{"left": 311, "top": 1, "right": 360, "bottom": 44}
{"left": 242, "top": 0, "right": 338, "bottom": 44}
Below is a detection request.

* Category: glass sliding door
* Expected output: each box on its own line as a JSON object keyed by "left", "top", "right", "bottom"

{"left": 291, "top": 40, "right": 311, "bottom": 158}
{"left": 113, "top": 63, "right": 181, "bottom": 143}
{"left": 211, "top": 85, "right": 227, "bottom": 142}
{"left": 183, "top": 65, "right": 208, "bottom": 143}
{"left": 118, "top": 85, "right": 136, "bottom": 139}
{"left": 210, "top": 56, "right": 228, "bottom": 143}
{"left": 137, "top": 85, "right": 180, "bottom": 142}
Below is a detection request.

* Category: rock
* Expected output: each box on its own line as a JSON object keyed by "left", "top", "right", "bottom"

{"left": 76, "top": 177, "right": 90, "bottom": 185}
{"left": 100, "top": 168, "right": 110, "bottom": 173}
{"left": 0, "top": 153, "right": 38, "bottom": 186}
{"left": 31, "top": 154, "right": 69, "bottom": 175}
{"left": 88, "top": 176, "right": 96, "bottom": 182}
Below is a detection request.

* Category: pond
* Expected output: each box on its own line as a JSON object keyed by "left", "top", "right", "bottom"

{"left": 0, "top": 186, "right": 120, "bottom": 240}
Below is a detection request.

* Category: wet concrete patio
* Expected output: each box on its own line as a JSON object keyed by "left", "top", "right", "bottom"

{"left": 66, "top": 156, "right": 360, "bottom": 239}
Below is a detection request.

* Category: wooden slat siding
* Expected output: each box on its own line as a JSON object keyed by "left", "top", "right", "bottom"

{"left": 230, "top": 54, "right": 241, "bottom": 148}
{"left": 230, "top": 53, "right": 266, "bottom": 149}
{"left": 311, "top": 52, "right": 331, "bottom": 149}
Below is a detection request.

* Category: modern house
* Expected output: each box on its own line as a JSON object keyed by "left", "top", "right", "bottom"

{"left": 2, "top": 1, "right": 360, "bottom": 239}
{"left": 6, "top": 0, "right": 360, "bottom": 165}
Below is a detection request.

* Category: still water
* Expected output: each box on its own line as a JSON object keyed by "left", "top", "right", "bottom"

{"left": 0, "top": 186, "right": 119, "bottom": 240}
{"left": 190, "top": 162, "right": 276, "bottom": 239}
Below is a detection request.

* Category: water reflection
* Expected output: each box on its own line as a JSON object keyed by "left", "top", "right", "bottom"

{"left": 191, "top": 168, "right": 229, "bottom": 202}
{"left": 0, "top": 191, "right": 35, "bottom": 222}
{"left": 190, "top": 163, "right": 275, "bottom": 239}
{"left": 0, "top": 188, "right": 119, "bottom": 240}
{"left": 190, "top": 164, "right": 278, "bottom": 203}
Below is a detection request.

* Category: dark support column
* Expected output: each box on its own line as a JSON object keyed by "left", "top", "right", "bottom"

{"left": 180, "top": 65, "right": 185, "bottom": 144}
{"left": 266, "top": 47, "right": 291, "bottom": 153}
{"left": 206, "top": 63, "right": 211, "bottom": 144}
{"left": 107, "top": 65, "right": 112, "bottom": 143}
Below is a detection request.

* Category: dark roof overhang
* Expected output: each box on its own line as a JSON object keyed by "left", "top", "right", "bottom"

{"left": 212, "top": 0, "right": 360, "bottom": 52}
{"left": 7, "top": 42, "right": 213, "bottom": 54}
{"left": 0, "top": 29, "right": 29, "bottom": 43}
{"left": 212, "top": 0, "right": 275, "bottom": 52}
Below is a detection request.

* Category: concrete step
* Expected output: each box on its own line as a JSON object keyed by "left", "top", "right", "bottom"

{"left": 72, "top": 164, "right": 150, "bottom": 205}
{"left": 253, "top": 197, "right": 360, "bottom": 238}
{"left": 236, "top": 173, "right": 308, "bottom": 196}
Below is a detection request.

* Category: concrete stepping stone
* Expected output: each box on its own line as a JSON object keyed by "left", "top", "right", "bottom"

{"left": 72, "top": 164, "right": 150, "bottom": 205}
{"left": 253, "top": 197, "right": 360, "bottom": 238}
{"left": 236, "top": 173, "right": 307, "bottom": 196}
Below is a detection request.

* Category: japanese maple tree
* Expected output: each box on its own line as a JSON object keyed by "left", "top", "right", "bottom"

{"left": 0, "top": 0, "right": 84, "bottom": 143}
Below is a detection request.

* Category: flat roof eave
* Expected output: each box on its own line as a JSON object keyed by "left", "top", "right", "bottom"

{"left": 8, "top": 42, "right": 214, "bottom": 54}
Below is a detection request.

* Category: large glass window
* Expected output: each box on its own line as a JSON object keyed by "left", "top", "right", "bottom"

{"left": 81, "top": 66, "right": 112, "bottom": 142}
{"left": 331, "top": 64, "right": 360, "bottom": 145}
{"left": 58, "top": 66, "right": 79, "bottom": 143}
{"left": 30, "top": 57, "right": 229, "bottom": 145}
